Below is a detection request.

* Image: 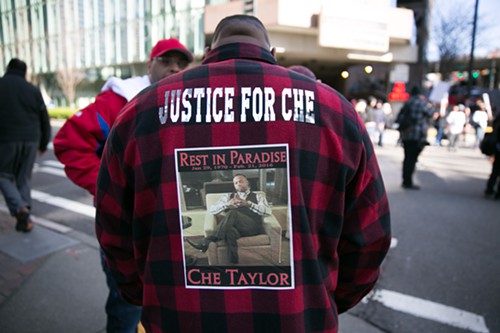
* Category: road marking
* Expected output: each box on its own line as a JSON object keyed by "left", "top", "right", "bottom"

{"left": 390, "top": 237, "right": 398, "bottom": 249}
{"left": 42, "top": 160, "right": 64, "bottom": 168}
{"left": 34, "top": 161, "right": 66, "bottom": 177}
{"left": 36, "top": 166, "right": 67, "bottom": 177}
{"left": 31, "top": 214, "right": 73, "bottom": 233}
{"left": 31, "top": 190, "right": 95, "bottom": 218}
{"left": 370, "top": 289, "right": 490, "bottom": 333}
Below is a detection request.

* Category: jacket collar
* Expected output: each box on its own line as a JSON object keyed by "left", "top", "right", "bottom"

{"left": 202, "top": 42, "right": 277, "bottom": 66}
{"left": 5, "top": 69, "right": 26, "bottom": 78}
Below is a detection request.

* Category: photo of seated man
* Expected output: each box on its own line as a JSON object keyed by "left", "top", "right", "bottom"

{"left": 187, "top": 174, "right": 272, "bottom": 264}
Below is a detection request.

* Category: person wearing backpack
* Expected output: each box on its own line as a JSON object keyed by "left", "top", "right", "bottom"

{"left": 399, "top": 85, "right": 435, "bottom": 189}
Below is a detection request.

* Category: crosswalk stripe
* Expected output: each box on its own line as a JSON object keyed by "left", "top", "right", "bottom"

{"left": 42, "top": 160, "right": 64, "bottom": 168}
{"left": 36, "top": 166, "right": 67, "bottom": 177}
{"left": 390, "top": 237, "right": 398, "bottom": 249}
{"left": 31, "top": 190, "right": 95, "bottom": 218}
{"left": 370, "top": 289, "right": 489, "bottom": 333}
{"left": 30, "top": 214, "right": 73, "bottom": 233}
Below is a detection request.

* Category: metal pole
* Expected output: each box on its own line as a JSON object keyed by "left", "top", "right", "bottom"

{"left": 467, "top": 0, "right": 479, "bottom": 97}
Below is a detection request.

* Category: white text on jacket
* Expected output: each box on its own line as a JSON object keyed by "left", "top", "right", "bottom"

{"left": 158, "top": 87, "right": 316, "bottom": 125}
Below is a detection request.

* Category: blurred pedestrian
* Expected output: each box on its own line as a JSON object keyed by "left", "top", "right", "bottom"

{"left": 372, "top": 99, "right": 387, "bottom": 146}
{"left": 96, "top": 14, "right": 390, "bottom": 333}
{"left": 0, "top": 58, "right": 51, "bottom": 232}
{"left": 434, "top": 102, "right": 447, "bottom": 146}
{"left": 354, "top": 98, "right": 369, "bottom": 123}
{"left": 471, "top": 100, "right": 490, "bottom": 149}
{"left": 364, "top": 97, "right": 377, "bottom": 141}
{"left": 446, "top": 104, "right": 467, "bottom": 151}
{"left": 399, "top": 85, "right": 435, "bottom": 189}
{"left": 485, "top": 113, "right": 500, "bottom": 199}
{"left": 53, "top": 38, "right": 193, "bottom": 333}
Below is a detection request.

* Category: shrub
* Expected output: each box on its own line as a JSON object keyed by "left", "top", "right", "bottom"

{"left": 48, "top": 107, "right": 77, "bottom": 119}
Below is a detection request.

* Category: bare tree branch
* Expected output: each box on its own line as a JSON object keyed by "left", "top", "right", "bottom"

{"left": 430, "top": 0, "right": 492, "bottom": 79}
{"left": 56, "top": 67, "right": 85, "bottom": 109}
{"left": 55, "top": 0, "right": 84, "bottom": 109}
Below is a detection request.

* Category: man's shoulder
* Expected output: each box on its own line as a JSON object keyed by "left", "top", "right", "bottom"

{"left": 3, "top": 74, "right": 40, "bottom": 93}
{"left": 68, "top": 90, "right": 126, "bottom": 125}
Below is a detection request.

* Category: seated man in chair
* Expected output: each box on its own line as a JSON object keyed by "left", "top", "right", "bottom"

{"left": 187, "top": 174, "right": 272, "bottom": 264}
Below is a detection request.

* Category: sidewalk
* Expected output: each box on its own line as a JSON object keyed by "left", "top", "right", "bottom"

{"left": 0, "top": 205, "right": 384, "bottom": 332}
{"left": 0, "top": 207, "right": 107, "bottom": 333}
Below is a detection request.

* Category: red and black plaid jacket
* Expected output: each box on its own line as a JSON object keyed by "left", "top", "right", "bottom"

{"left": 96, "top": 42, "right": 391, "bottom": 333}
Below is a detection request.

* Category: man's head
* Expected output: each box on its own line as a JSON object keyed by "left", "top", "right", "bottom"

{"left": 233, "top": 174, "right": 250, "bottom": 192}
{"left": 7, "top": 58, "right": 27, "bottom": 76}
{"left": 210, "top": 15, "right": 272, "bottom": 52}
{"left": 148, "top": 38, "right": 193, "bottom": 83}
{"left": 410, "top": 85, "right": 422, "bottom": 97}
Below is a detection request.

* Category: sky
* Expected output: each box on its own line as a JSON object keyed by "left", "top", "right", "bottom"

{"left": 427, "top": 0, "right": 500, "bottom": 61}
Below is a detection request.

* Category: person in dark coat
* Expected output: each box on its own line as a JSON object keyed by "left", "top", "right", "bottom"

{"left": 485, "top": 113, "right": 500, "bottom": 199}
{"left": 0, "top": 58, "right": 51, "bottom": 232}
{"left": 399, "top": 85, "right": 435, "bottom": 189}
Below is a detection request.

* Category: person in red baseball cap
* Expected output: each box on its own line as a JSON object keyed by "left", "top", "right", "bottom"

{"left": 150, "top": 38, "right": 194, "bottom": 61}
{"left": 148, "top": 38, "right": 194, "bottom": 83}
{"left": 53, "top": 37, "right": 193, "bottom": 333}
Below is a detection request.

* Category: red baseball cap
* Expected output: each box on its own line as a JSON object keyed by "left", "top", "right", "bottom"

{"left": 149, "top": 38, "right": 193, "bottom": 63}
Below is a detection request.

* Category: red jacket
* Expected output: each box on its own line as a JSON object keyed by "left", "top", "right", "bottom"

{"left": 54, "top": 75, "right": 150, "bottom": 196}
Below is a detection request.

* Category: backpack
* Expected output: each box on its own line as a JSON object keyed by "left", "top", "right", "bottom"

{"left": 480, "top": 130, "right": 496, "bottom": 156}
{"left": 395, "top": 103, "right": 412, "bottom": 132}
{"left": 469, "top": 112, "right": 480, "bottom": 129}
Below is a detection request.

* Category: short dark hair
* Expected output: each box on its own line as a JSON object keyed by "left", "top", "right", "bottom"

{"left": 233, "top": 173, "right": 248, "bottom": 180}
{"left": 410, "top": 85, "right": 422, "bottom": 96}
{"left": 213, "top": 15, "right": 270, "bottom": 46}
{"left": 7, "top": 58, "right": 27, "bottom": 75}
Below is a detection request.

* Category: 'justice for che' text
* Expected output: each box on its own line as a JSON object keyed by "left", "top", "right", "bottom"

{"left": 158, "top": 87, "right": 316, "bottom": 125}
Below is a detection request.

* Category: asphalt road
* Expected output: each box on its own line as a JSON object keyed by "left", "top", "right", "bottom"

{"left": 353, "top": 138, "right": 500, "bottom": 333}
{"left": 4, "top": 125, "right": 499, "bottom": 333}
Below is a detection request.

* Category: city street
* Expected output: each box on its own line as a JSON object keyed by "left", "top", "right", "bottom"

{"left": 1, "top": 124, "right": 499, "bottom": 333}
{"left": 353, "top": 136, "right": 500, "bottom": 333}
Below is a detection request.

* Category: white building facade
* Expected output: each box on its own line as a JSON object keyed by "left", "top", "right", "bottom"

{"left": 0, "top": 0, "right": 419, "bottom": 105}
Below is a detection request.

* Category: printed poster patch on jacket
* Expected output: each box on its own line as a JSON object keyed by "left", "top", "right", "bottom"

{"left": 175, "top": 144, "right": 294, "bottom": 290}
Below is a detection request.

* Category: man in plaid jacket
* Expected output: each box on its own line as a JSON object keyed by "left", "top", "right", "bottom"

{"left": 96, "top": 15, "right": 391, "bottom": 333}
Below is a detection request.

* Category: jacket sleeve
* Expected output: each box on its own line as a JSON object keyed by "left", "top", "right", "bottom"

{"left": 95, "top": 102, "right": 142, "bottom": 305}
{"left": 38, "top": 99, "right": 52, "bottom": 152}
{"left": 335, "top": 128, "right": 391, "bottom": 313}
{"left": 53, "top": 91, "right": 126, "bottom": 196}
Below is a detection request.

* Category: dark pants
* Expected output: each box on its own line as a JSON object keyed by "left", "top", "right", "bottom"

{"left": 101, "top": 250, "right": 142, "bottom": 333}
{"left": 402, "top": 140, "right": 424, "bottom": 187}
{"left": 0, "top": 141, "right": 38, "bottom": 216}
{"left": 213, "top": 210, "right": 264, "bottom": 263}
{"left": 486, "top": 152, "right": 500, "bottom": 195}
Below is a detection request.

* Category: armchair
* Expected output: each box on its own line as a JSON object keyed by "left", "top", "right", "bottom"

{"left": 204, "top": 191, "right": 282, "bottom": 265}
